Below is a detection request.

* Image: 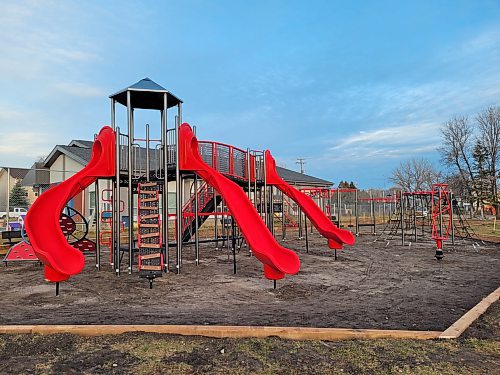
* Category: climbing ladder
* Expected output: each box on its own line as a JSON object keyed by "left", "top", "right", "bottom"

{"left": 138, "top": 182, "right": 163, "bottom": 287}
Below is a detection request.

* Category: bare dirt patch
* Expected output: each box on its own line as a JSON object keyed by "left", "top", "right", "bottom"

{"left": 0, "top": 229, "right": 498, "bottom": 331}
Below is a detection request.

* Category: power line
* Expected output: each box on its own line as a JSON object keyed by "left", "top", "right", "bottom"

{"left": 296, "top": 158, "right": 306, "bottom": 174}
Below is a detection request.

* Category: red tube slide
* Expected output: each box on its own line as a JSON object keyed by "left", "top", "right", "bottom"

{"left": 264, "top": 151, "right": 355, "bottom": 249}
{"left": 25, "top": 126, "right": 115, "bottom": 282}
{"left": 178, "top": 123, "right": 300, "bottom": 280}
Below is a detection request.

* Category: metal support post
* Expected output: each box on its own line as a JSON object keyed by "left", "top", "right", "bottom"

{"left": 413, "top": 194, "right": 417, "bottom": 242}
{"left": 298, "top": 207, "right": 303, "bottom": 239}
{"left": 214, "top": 191, "right": 219, "bottom": 249}
{"left": 270, "top": 185, "right": 275, "bottom": 235}
{"left": 175, "top": 105, "right": 183, "bottom": 273}
{"left": 161, "top": 93, "right": 169, "bottom": 272}
{"left": 127, "top": 92, "right": 134, "bottom": 274}
{"left": 114, "top": 128, "right": 121, "bottom": 275}
{"left": 450, "top": 192, "right": 455, "bottom": 245}
{"left": 370, "top": 190, "right": 375, "bottom": 234}
{"left": 337, "top": 189, "right": 342, "bottom": 228}
{"left": 439, "top": 188, "right": 443, "bottom": 243}
{"left": 95, "top": 180, "right": 100, "bottom": 270}
{"left": 232, "top": 217, "right": 236, "bottom": 274}
{"left": 246, "top": 148, "right": 251, "bottom": 201}
{"left": 111, "top": 99, "right": 116, "bottom": 130}
{"left": 281, "top": 191, "right": 286, "bottom": 240}
{"left": 263, "top": 153, "right": 268, "bottom": 228}
{"left": 354, "top": 189, "right": 359, "bottom": 235}
{"left": 400, "top": 191, "right": 405, "bottom": 246}
{"left": 304, "top": 211, "right": 309, "bottom": 253}
{"left": 194, "top": 174, "right": 199, "bottom": 265}
{"left": 6, "top": 167, "right": 10, "bottom": 230}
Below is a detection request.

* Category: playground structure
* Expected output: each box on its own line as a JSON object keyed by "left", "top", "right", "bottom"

{"left": 14, "top": 78, "right": 355, "bottom": 289}
{"left": 377, "top": 183, "right": 479, "bottom": 258}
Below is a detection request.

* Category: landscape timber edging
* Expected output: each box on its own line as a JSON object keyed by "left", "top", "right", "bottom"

{"left": 0, "top": 285, "right": 497, "bottom": 341}
{"left": 0, "top": 325, "right": 441, "bottom": 340}
{"left": 439, "top": 285, "right": 500, "bottom": 339}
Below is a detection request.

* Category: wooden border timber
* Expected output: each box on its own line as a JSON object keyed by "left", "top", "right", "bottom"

{"left": 439, "top": 286, "right": 500, "bottom": 339}
{"left": 0, "top": 285, "right": 496, "bottom": 341}
{"left": 0, "top": 325, "right": 441, "bottom": 341}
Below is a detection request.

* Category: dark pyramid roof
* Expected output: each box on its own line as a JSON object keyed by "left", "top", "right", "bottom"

{"left": 110, "top": 78, "right": 182, "bottom": 110}
{"left": 128, "top": 77, "right": 167, "bottom": 91}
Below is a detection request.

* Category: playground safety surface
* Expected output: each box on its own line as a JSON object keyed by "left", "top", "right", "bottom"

{"left": 0, "top": 230, "right": 498, "bottom": 331}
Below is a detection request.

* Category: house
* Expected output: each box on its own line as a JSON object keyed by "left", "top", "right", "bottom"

{"left": 21, "top": 162, "right": 50, "bottom": 198}
{"left": 0, "top": 167, "right": 35, "bottom": 212}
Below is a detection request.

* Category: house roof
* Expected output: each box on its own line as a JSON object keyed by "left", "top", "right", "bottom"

{"left": 21, "top": 162, "right": 50, "bottom": 187}
{"left": 109, "top": 78, "right": 183, "bottom": 110}
{"left": 68, "top": 140, "right": 93, "bottom": 148}
{"left": 276, "top": 166, "right": 332, "bottom": 187}
{"left": 0, "top": 167, "right": 29, "bottom": 180}
{"left": 44, "top": 145, "right": 92, "bottom": 168}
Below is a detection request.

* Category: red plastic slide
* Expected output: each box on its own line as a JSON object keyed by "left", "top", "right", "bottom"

{"left": 25, "top": 126, "right": 115, "bottom": 282}
{"left": 264, "top": 151, "right": 355, "bottom": 250}
{"left": 178, "top": 123, "right": 300, "bottom": 280}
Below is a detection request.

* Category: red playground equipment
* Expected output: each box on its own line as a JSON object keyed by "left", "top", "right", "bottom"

{"left": 431, "top": 183, "right": 452, "bottom": 260}
{"left": 179, "top": 124, "right": 300, "bottom": 280}
{"left": 19, "top": 78, "right": 355, "bottom": 290}
{"left": 25, "top": 126, "right": 115, "bottom": 282}
{"left": 264, "top": 151, "right": 355, "bottom": 250}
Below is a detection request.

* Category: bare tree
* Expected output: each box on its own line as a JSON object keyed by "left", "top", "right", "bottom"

{"left": 476, "top": 106, "right": 500, "bottom": 217}
{"left": 390, "top": 158, "right": 441, "bottom": 192}
{"left": 439, "top": 116, "right": 475, "bottom": 197}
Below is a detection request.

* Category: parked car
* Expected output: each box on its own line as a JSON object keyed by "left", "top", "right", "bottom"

{"left": 0, "top": 207, "right": 28, "bottom": 219}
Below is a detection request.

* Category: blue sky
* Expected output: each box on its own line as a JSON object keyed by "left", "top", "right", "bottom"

{"left": 0, "top": 0, "right": 499, "bottom": 188}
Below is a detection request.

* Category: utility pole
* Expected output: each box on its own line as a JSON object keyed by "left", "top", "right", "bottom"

{"left": 296, "top": 158, "right": 306, "bottom": 174}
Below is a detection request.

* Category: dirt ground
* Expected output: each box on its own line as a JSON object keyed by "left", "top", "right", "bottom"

{"left": 0, "top": 302, "right": 498, "bottom": 374}
{"left": 0, "top": 228, "right": 498, "bottom": 331}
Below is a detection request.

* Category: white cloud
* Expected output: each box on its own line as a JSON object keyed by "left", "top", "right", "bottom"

{"left": 331, "top": 122, "right": 440, "bottom": 150}
{"left": 53, "top": 82, "right": 107, "bottom": 98}
{"left": 0, "top": 130, "right": 52, "bottom": 166}
{"left": 0, "top": 1, "right": 99, "bottom": 78}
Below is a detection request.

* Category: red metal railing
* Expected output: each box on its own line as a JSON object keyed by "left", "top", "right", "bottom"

{"left": 181, "top": 182, "right": 215, "bottom": 232}
{"left": 198, "top": 141, "right": 249, "bottom": 181}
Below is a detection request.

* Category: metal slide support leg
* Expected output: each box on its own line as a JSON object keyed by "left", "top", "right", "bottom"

{"left": 214, "top": 192, "right": 219, "bottom": 249}
{"left": 194, "top": 174, "right": 199, "bottom": 265}
{"left": 304, "top": 211, "right": 309, "bottom": 253}
{"left": 298, "top": 207, "right": 303, "bottom": 239}
{"left": 232, "top": 218, "right": 236, "bottom": 274}
{"left": 281, "top": 191, "right": 285, "bottom": 240}
{"left": 270, "top": 186, "right": 275, "bottom": 236}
